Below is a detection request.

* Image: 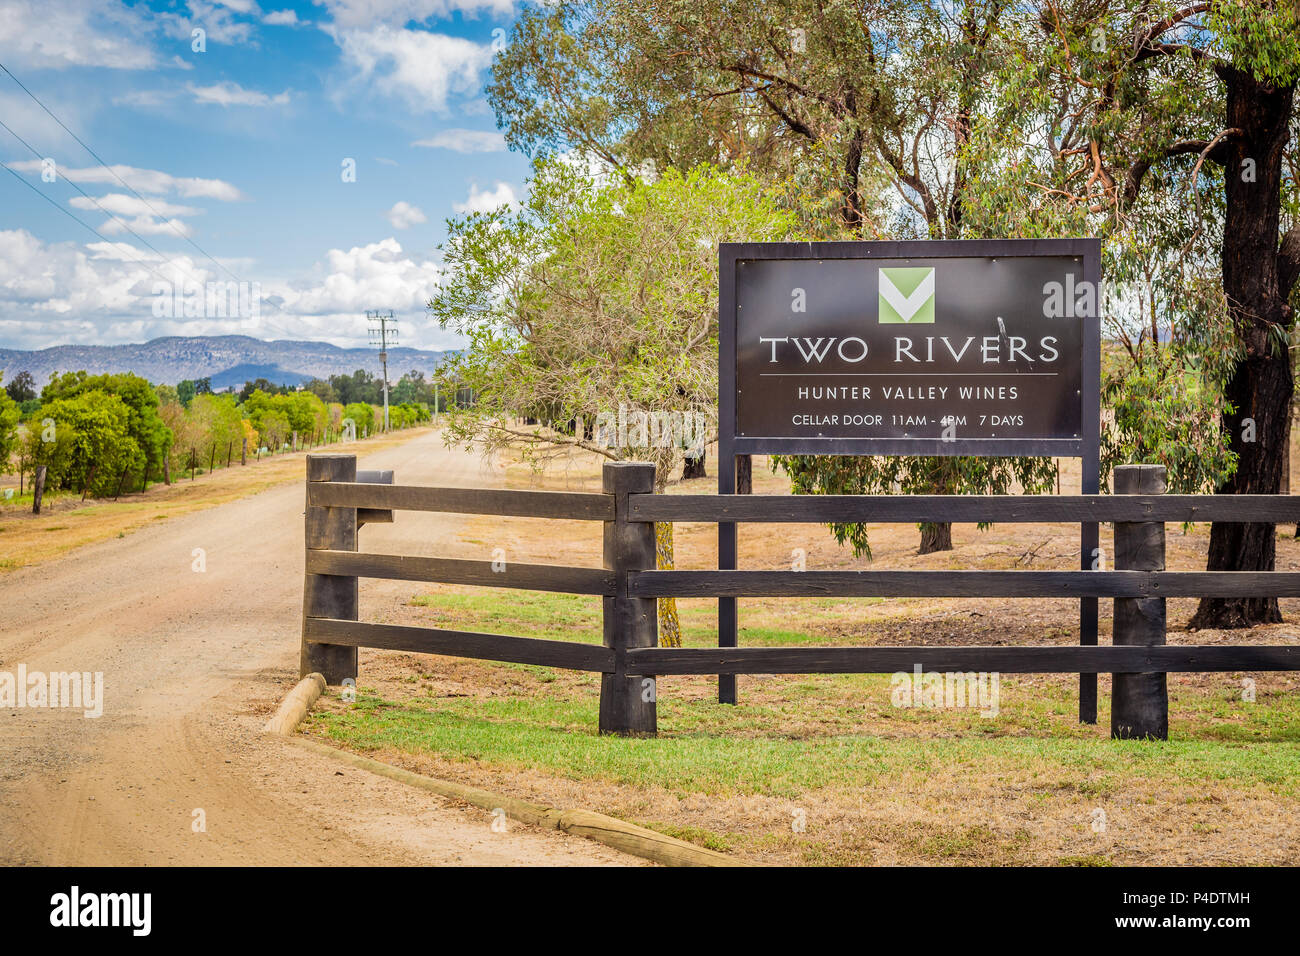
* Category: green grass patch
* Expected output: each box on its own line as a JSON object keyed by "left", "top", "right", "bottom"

{"left": 307, "top": 685, "right": 1300, "bottom": 801}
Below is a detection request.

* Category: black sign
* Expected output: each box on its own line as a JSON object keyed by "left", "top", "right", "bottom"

{"left": 720, "top": 239, "right": 1101, "bottom": 458}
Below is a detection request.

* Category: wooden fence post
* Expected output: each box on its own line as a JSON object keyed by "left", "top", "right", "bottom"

{"left": 1112, "top": 463, "right": 1169, "bottom": 740}
{"left": 300, "top": 454, "right": 359, "bottom": 684}
{"left": 600, "top": 461, "right": 658, "bottom": 736}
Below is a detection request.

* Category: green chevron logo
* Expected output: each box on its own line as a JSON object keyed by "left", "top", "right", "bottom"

{"left": 878, "top": 267, "right": 936, "bottom": 324}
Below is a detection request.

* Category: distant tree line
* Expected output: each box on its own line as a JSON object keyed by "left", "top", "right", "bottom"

{"left": 0, "top": 367, "right": 436, "bottom": 503}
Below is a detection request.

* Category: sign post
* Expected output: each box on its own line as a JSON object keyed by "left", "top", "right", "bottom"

{"left": 717, "top": 239, "right": 1102, "bottom": 720}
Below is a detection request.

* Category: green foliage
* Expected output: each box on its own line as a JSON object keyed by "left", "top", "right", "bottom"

{"left": 4, "top": 370, "right": 37, "bottom": 403}
{"left": 1206, "top": 1, "right": 1300, "bottom": 86}
{"left": 387, "top": 402, "right": 429, "bottom": 429}
{"left": 241, "top": 389, "right": 328, "bottom": 447}
{"left": 1101, "top": 345, "right": 1236, "bottom": 494}
{"left": 774, "top": 454, "right": 1059, "bottom": 559}
{"left": 39, "top": 371, "right": 171, "bottom": 482}
{"left": 27, "top": 390, "right": 140, "bottom": 495}
{"left": 0, "top": 377, "right": 20, "bottom": 465}
{"left": 429, "top": 157, "right": 797, "bottom": 487}
{"left": 342, "top": 402, "right": 374, "bottom": 435}
{"left": 188, "top": 393, "right": 244, "bottom": 459}
{"left": 238, "top": 378, "right": 293, "bottom": 402}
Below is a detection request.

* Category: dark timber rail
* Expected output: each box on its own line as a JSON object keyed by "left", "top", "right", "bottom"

{"left": 301, "top": 456, "right": 1300, "bottom": 740}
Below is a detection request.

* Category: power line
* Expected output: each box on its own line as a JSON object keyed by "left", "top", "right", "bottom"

{"left": 0, "top": 57, "right": 243, "bottom": 283}
{"left": 0, "top": 115, "right": 214, "bottom": 291}
{"left": 0, "top": 160, "right": 186, "bottom": 290}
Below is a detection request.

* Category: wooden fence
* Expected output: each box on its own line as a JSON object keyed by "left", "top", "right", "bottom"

{"left": 300, "top": 455, "right": 1300, "bottom": 740}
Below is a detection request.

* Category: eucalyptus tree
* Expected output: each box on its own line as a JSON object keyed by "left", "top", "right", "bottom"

{"left": 428, "top": 159, "right": 797, "bottom": 645}
{"left": 987, "top": 0, "right": 1300, "bottom": 626}
{"left": 491, "top": 0, "right": 1061, "bottom": 554}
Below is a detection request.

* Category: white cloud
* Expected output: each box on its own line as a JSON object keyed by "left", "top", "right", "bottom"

{"left": 413, "top": 128, "right": 506, "bottom": 153}
{"left": 0, "top": 231, "right": 450, "bottom": 350}
{"left": 188, "top": 81, "right": 291, "bottom": 107}
{"left": 68, "top": 194, "right": 201, "bottom": 238}
{"left": 8, "top": 160, "right": 245, "bottom": 201}
{"left": 316, "top": 0, "right": 514, "bottom": 30}
{"left": 0, "top": 230, "right": 214, "bottom": 335}
{"left": 328, "top": 25, "right": 493, "bottom": 113}
{"left": 69, "top": 194, "right": 202, "bottom": 219}
{"left": 113, "top": 89, "right": 182, "bottom": 108}
{"left": 263, "top": 9, "right": 300, "bottom": 25}
{"left": 99, "top": 215, "right": 195, "bottom": 238}
{"left": 453, "top": 181, "right": 517, "bottom": 214}
{"left": 277, "top": 238, "right": 441, "bottom": 316}
{"left": 156, "top": 0, "right": 258, "bottom": 46}
{"left": 0, "top": 0, "right": 159, "bottom": 70}
{"left": 385, "top": 201, "right": 427, "bottom": 229}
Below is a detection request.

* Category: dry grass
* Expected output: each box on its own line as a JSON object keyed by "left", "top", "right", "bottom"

{"left": 304, "top": 441, "right": 1300, "bottom": 866}
{"left": 0, "top": 427, "right": 434, "bottom": 572}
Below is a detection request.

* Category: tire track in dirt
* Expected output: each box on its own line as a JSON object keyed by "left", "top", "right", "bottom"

{"left": 0, "top": 429, "right": 640, "bottom": 866}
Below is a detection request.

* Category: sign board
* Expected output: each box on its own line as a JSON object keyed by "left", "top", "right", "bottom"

{"left": 720, "top": 239, "right": 1100, "bottom": 459}
{"left": 715, "top": 239, "right": 1102, "bottom": 713}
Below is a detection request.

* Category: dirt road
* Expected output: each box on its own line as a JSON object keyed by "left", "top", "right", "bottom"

{"left": 0, "top": 429, "right": 637, "bottom": 866}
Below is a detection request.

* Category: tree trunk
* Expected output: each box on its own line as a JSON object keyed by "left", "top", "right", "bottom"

{"left": 917, "top": 459, "right": 958, "bottom": 554}
{"left": 1191, "top": 69, "right": 1295, "bottom": 629}
{"left": 682, "top": 448, "right": 707, "bottom": 480}
{"left": 736, "top": 454, "right": 752, "bottom": 494}
{"left": 31, "top": 465, "right": 46, "bottom": 515}
{"left": 919, "top": 521, "right": 953, "bottom": 554}
{"left": 655, "top": 521, "right": 683, "bottom": 648}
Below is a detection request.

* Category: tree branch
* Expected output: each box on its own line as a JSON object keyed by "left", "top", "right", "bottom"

{"left": 1120, "top": 133, "right": 1238, "bottom": 206}
{"left": 755, "top": 88, "right": 818, "bottom": 141}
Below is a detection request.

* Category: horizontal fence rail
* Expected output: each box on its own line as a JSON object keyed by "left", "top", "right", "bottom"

{"left": 300, "top": 455, "right": 1300, "bottom": 740}
{"left": 629, "top": 570, "right": 1300, "bottom": 599}
{"left": 629, "top": 493, "right": 1300, "bottom": 524}
{"left": 306, "top": 549, "right": 615, "bottom": 595}
{"left": 310, "top": 481, "right": 613, "bottom": 520}
{"left": 624, "top": 645, "right": 1300, "bottom": 675}
{"left": 304, "top": 617, "right": 614, "bottom": 672}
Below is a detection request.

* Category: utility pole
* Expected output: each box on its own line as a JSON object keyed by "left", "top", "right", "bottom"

{"left": 366, "top": 309, "right": 397, "bottom": 431}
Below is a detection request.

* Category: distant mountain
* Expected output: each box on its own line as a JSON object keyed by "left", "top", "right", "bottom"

{"left": 207, "top": 364, "right": 312, "bottom": 390}
{"left": 0, "top": 335, "right": 447, "bottom": 388}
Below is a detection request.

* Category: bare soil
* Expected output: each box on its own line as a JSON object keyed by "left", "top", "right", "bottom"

{"left": 0, "top": 428, "right": 643, "bottom": 866}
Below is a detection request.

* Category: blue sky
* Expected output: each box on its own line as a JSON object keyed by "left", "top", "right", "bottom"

{"left": 0, "top": 0, "right": 533, "bottom": 351}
